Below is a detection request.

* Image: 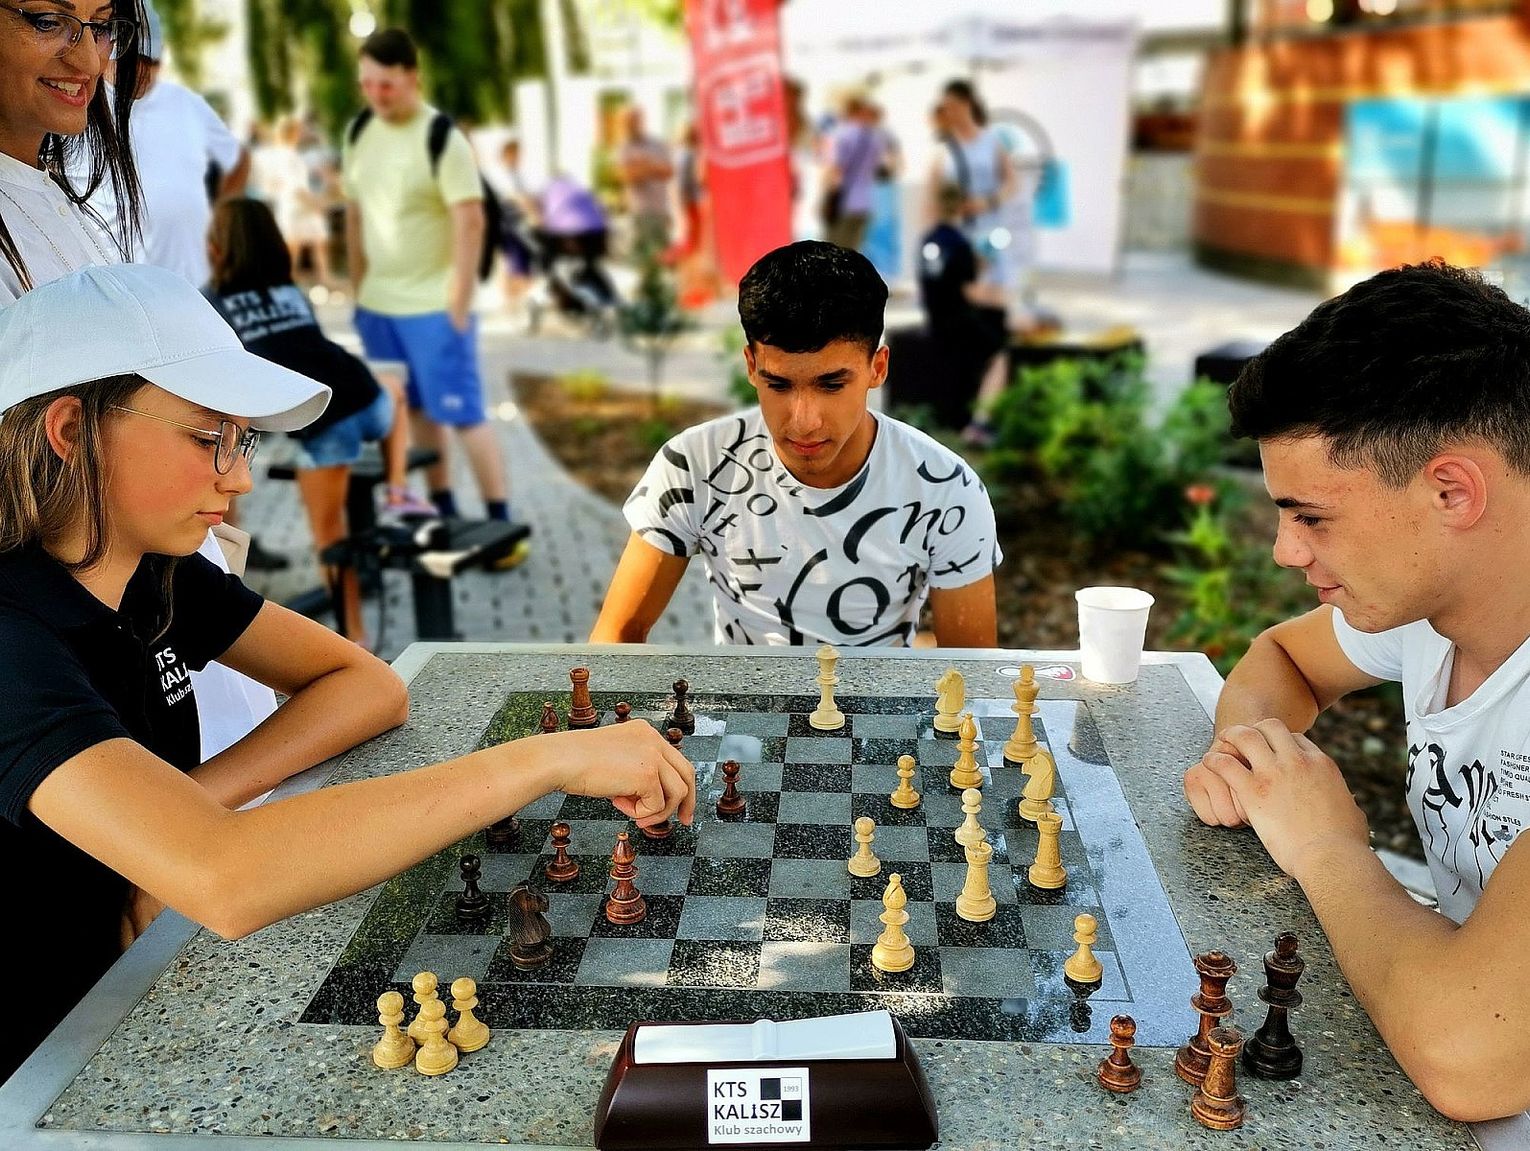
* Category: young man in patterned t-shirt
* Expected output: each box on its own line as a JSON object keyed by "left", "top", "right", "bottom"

{"left": 591, "top": 241, "right": 1000, "bottom": 648}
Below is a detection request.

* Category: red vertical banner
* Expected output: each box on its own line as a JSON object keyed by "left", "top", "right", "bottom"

{"left": 686, "top": 0, "right": 793, "bottom": 287}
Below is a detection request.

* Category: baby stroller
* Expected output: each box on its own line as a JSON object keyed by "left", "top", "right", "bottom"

{"left": 522, "top": 175, "right": 621, "bottom": 338}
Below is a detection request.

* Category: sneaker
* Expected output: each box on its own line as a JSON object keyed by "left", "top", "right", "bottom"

{"left": 244, "top": 537, "right": 291, "bottom": 571}
{"left": 489, "top": 538, "right": 532, "bottom": 572}
{"left": 383, "top": 487, "right": 439, "bottom": 518}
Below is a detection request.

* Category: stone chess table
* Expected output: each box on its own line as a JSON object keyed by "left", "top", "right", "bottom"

{"left": 0, "top": 645, "right": 1483, "bottom": 1150}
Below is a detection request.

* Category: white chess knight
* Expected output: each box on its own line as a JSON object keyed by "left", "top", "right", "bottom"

{"left": 810, "top": 644, "right": 846, "bottom": 731}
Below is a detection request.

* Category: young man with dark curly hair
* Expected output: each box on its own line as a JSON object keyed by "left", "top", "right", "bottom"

{"left": 1184, "top": 260, "right": 1530, "bottom": 1126}
{"left": 592, "top": 241, "right": 1000, "bottom": 648}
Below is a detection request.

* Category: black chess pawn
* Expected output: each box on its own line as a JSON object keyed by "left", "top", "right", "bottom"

{"left": 614, "top": 701, "right": 632, "bottom": 723}
{"left": 1244, "top": 932, "right": 1305, "bottom": 1080}
{"left": 485, "top": 814, "right": 521, "bottom": 851}
{"left": 716, "top": 759, "right": 746, "bottom": 818}
{"left": 507, "top": 884, "right": 553, "bottom": 969}
{"left": 455, "top": 854, "right": 490, "bottom": 925}
{"left": 1097, "top": 1014, "right": 1142, "bottom": 1094}
{"left": 544, "top": 820, "right": 581, "bottom": 882}
{"left": 670, "top": 678, "right": 696, "bottom": 735}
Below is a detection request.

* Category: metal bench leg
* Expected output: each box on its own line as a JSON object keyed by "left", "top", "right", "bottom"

{"left": 410, "top": 566, "right": 459, "bottom": 640}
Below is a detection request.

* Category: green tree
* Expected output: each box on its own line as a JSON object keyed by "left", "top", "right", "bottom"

{"left": 243, "top": 0, "right": 567, "bottom": 142}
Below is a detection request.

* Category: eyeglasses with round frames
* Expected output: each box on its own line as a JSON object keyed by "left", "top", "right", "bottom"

{"left": 0, "top": 3, "right": 137, "bottom": 60}
{"left": 111, "top": 405, "right": 261, "bottom": 475}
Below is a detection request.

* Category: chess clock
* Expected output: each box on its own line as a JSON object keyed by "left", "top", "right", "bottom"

{"left": 593, "top": 1011, "right": 937, "bottom": 1150}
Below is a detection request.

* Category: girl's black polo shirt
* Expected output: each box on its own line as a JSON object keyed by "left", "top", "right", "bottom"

{"left": 0, "top": 545, "right": 264, "bottom": 1083}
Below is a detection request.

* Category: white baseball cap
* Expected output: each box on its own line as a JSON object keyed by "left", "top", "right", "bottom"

{"left": 0, "top": 264, "right": 331, "bottom": 432}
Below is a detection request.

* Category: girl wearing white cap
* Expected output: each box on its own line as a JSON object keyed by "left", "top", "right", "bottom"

{"left": 0, "top": 264, "right": 696, "bottom": 1084}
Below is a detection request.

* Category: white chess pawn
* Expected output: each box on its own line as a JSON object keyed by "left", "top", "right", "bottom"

{"left": 810, "top": 644, "right": 846, "bottom": 731}
{"left": 848, "top": 816, "right": 882, "bottom": 877}
{"left": 372, "top": 991, "right": 415, "bottom": 1069}
{"left": 890, "top": 754, "right": 921, "bottom": 810}
{"left": 406, "top": 971, "right": 440, "bottom": 1045}
{"left": 1064, "top": 913, "right": 1104, "bottom": 984}
{"left": 954, "top": 787, "right": 987, "bottom": 849}
{"left": 413, "top": 997, "right": 459, "bottom": 1076}
{"left": 447, "top": 976, "right": 490, "bottom": 1053}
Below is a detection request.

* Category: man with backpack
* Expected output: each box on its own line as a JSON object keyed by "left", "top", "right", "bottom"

{"left": 343, "top": 28, "right": 524, "bottom": 558}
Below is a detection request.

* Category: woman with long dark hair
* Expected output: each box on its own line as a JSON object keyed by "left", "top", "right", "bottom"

{"left": 0, "top": 0, "right": 145, "bottom": 298}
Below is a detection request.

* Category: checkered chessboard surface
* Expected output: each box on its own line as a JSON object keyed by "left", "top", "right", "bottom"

{"left": 302, "top": 690, "right": 1199, "bottom": 1047}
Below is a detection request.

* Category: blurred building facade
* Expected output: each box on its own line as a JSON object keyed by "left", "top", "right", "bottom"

{"left": 1195, "top": 0, "right": 1530, "bottom": 288}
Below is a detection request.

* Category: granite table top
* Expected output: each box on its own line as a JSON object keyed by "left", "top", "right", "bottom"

{"left": 0, "top": 644, "right": 1483, "bottom": 1150}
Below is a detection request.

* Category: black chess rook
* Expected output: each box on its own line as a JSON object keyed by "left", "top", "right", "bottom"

{"left": 567, "top": 667, "right": 599, "bottom": 729}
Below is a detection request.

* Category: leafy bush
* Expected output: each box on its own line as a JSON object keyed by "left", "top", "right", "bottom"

{"left": 982, "top": 353, "right": 1232, "bottom": 552}
{"left": 719, "top": 326, "right": 756, "bottom": 408}
{"left": 1161, "top": 484, "right": 1307, "bottom": 673}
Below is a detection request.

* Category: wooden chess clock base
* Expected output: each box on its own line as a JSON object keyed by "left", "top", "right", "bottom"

{"left": 594, "top": 1016, "right": 938, "bottom": 1150}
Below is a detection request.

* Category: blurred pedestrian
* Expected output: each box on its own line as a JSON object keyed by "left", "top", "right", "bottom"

{"left": 929, "top": 79, "right": 1018, "bottom": 446}
{"left": 617, "top": 106, "right": 674, "bottom": 256}
{"left": 256, "top": 116, "right": 334, "bottom": 294}
{"left": 820, "top": 92, "right": 885, "bottom": 252}
{"left": 918, "top": 183, "right": 1008, "bottom": 442}
{"left": 862, "top": 100, "right": 902, "bottom": 282}
{"left": 343, "top": 28, "right": 524, "bottom": 563}
{"left": 494, "top": 135, "right": 536, "bottom": 318}
{"left": 107, "top": 2, "right": 249, "bottom": 286}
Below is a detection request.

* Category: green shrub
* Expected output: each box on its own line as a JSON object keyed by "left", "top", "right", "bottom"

{"left": 719, "top": 326, "right": 756, "bottom": 408}
{"left": 982, "top": 353, "right": 1236, "bottom": 553}
{"left": 1161, "top": 484, "right": 1306, "bottom": 673}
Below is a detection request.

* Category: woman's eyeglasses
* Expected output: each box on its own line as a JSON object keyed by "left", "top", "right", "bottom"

{"left": 111, "top": 406, "right": 261, "bottom": 475}
{"left": 0, "top": 3, "right": 136, "bottom": 60}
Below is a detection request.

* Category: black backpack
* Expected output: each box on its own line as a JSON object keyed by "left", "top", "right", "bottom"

{"left": 347, "top": 107, "right": 503, "bottom": 282}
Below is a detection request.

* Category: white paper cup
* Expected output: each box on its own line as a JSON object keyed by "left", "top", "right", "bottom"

{"left": 1075, "top": 586, "right": 1155, "bottom": 684}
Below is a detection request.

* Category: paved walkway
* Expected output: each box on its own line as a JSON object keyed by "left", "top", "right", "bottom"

{"left": 237, "top": 250, "right": 1322, "bottom": 661}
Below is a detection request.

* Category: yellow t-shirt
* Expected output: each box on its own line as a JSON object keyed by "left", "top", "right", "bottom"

{"left": 341, "top": 106, "right": 482, "bottom": 316}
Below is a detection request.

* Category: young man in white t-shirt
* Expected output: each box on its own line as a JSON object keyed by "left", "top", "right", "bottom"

{"left": 591, "top": 241, "right": 1000, "bottom": 648}
{"left": 1183, "top": 261, "right": 1530, "bottom": 1124}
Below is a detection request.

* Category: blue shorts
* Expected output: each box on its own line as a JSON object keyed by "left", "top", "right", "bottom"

{"left": 353, "top": 308, "right": 487, "bottom": 427}
{"left": 293, "top": 387, "right": 394, "bottom": 470}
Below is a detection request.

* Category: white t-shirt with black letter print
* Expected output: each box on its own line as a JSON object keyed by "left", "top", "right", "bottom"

{"left": 1333, "top": 609, "right": 1530, "bottom": 923}
{"left": 624, "top": 408, "right": 1002, "bottom": 646}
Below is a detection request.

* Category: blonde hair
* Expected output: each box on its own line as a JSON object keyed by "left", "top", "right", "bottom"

{"left": 0, "top": 375, "right": 148, "bottom": 570}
